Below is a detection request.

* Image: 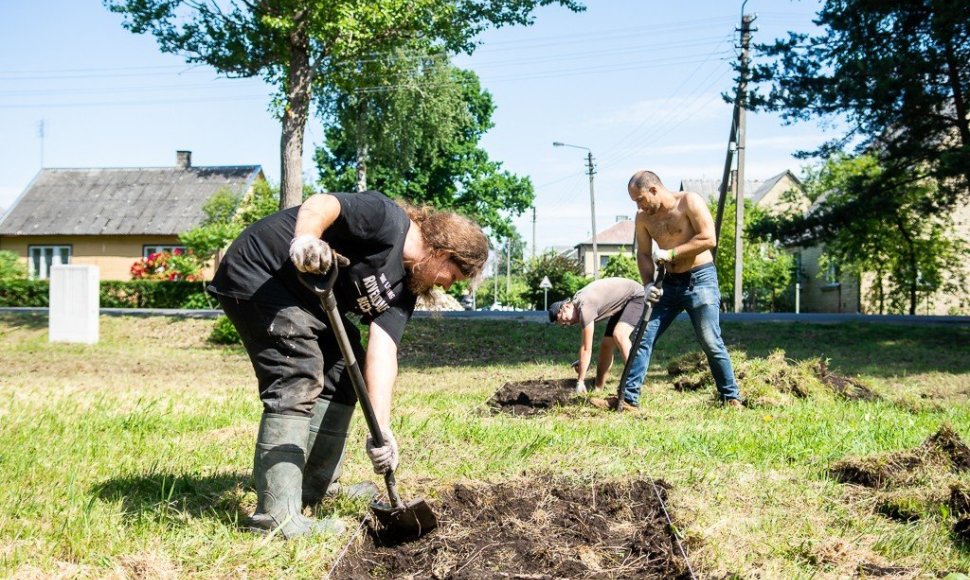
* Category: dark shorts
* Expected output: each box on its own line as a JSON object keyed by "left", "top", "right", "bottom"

{"left": 218, "top": 294, "right": 364, "bottom": 416}
{"left": 604, "top": 297, "right": 644, "bottom": 337}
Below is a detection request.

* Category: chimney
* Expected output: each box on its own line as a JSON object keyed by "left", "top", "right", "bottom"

{"left": 176, "top": 150, "right": 192, "bottom": 169}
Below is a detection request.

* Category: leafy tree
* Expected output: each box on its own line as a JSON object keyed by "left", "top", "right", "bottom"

{"left": 758, "top": 154, "right": 967, "bottom": 315}
{"left": 715, "top": 200, "right": 795, "bottom": 312}
{"left": 746, "top": 0, "right": 970, "bottom": 222}
{"left": 179, "top": 180, "right": 280, "bottom": 266}
{"left": 106, "top": 0, "right": 583, "bottom": 209}
{"left": 0, "top": 251, "right": 27, "bottom": 283}
{"left": 316, "top": 64, "right": 533, "bottom": 236}
{"left": 523, "top": 251, "right": 586, "bottom": 309}
{"left": 601, "top": 252, "right": 639, "bottom": 281}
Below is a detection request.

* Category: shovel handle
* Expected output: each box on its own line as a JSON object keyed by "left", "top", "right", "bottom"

{"left": 615, "top": 264, "right": 666, "bottom": 413}
{"left": 297, "top": 263, "right": 407, "bottom": 510}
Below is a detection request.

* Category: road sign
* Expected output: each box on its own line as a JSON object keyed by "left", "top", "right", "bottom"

{"left": 539, "top": 276, "right": 552, "bottom": 289}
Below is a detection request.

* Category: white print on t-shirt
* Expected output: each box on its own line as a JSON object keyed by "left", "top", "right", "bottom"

{"left": 355, "top": 274, "right": 390, "bottom": 316}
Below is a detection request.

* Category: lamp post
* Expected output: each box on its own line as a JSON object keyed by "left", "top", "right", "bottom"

{"left": 553, "top": 141, "right": 599, "bottom": 279}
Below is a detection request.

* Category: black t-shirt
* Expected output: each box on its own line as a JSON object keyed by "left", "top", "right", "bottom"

{"left": 207, "top": 191, "right": 417, "bottom": 345}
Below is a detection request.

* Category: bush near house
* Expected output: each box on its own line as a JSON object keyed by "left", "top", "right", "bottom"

{"left": 0, "top": 279, "right": 206, "bottom": 309}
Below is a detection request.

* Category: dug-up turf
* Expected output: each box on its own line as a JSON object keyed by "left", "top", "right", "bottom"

{"left": 489, "top": 378, "right": 591, "bottom": 415}
{"left": 668, "top": 349, "right": 878, "bottom": 406}
{"left": 333, "top": 476, "right": 691, "bottom": 579}
{"left": 829, "top": 425, "right": 970, "bottom": 546}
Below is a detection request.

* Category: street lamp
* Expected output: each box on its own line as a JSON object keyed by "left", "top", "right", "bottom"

{"left": 553, "top": 141, "right": 599, "bottom": 279}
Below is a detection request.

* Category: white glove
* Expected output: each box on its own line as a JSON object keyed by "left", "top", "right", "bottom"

{"left": 574, "top": 380, "right": 587, "bottom": 394}
{"left": 366, "top": 428, "right": 399, "bottom": 475}
{"left": 652, "top": 246, "right": 674, "bottom": 264}
{"left": 289, "top": 234, "right": 335, "bottom": 273}
{"left": 644, "top": 283, "right": 663, "bottom": 304}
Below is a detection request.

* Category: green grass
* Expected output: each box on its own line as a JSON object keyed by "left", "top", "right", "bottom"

{"left": 1, "top": 313, "right": 969, "bottom": 577}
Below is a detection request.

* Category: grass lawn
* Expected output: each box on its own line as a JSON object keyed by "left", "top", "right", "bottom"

{"left": 1, "top": 312, "right": 969, "bottom": 577}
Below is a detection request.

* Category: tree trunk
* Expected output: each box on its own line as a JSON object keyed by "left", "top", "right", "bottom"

{"left": 894, "top": 217, "right": 918, "bottom": 315}
{"left": 279, "top": 14, "right": 312, "bottom": 210}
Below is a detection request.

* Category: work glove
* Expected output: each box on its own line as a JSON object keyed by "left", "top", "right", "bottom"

{"left": 652, "top": 246, "right": 674, "bottom": 265}
{"left": 644, "top": 283, "right": 663, "bottom": 304}
{"left": 365, "top": 427, "right": 399, "bottom": 475}
{"left": 289, "top": 235, "right": 348, "bottom": 273}
{"left": 574, "top": 380, "right": 587, "bottom": 394}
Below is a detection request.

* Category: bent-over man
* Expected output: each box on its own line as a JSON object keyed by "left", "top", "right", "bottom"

{"left": 208, "top": 190, "right": 488, "bottom": 539}
{"left": 548, "top": 277, "right": 657, "bottom": 393}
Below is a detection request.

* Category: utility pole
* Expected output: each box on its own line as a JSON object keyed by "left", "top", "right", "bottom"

{"left": 733, "top": 11, "right": 755, "bottom": 313}
{"left": 506, "top": 236, "right": 511, "bottom": 298}
{"left": 553, "top": 142, "right": 599, "bottom": 279}
{"left": 531, "top": 206, "right": 537, "bottom": 260}
{"left": 586, "top": 150, "right": 598, "bottom": 279}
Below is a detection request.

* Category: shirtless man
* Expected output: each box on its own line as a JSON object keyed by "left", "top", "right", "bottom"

{"left": 547, "top": 277, "right": 658, "bottom": 393}
{"left": 615, "top": 170, "right": 742, "bottom": 409}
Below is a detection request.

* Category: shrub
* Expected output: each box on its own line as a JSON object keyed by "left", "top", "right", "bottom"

{"left": 130, "top": 250, "right": 202, "bottom": 281}
{"left": 209, "top": 315, "right": 241, "bottom": 344}
{"left": 602, "top": 253, "right": 640, "bottom": 281}
{"left": 523, "top": 251, "right": 587, "bottom": 308}
{"left": 0, "top": 279, "right": 49, "bottom": 306}
{"left": 0, "top": 251, "right": 27, "bottom": 283}
{"left": 100, "top": 280, "right": 203, "bottom": 308}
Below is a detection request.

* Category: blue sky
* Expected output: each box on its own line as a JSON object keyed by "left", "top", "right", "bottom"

{"left": 0, "top": 1, "right": 827, "bottom": 252}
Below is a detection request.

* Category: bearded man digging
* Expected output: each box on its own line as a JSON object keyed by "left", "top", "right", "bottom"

{"left": 593, "top": 171, "right": 743, "bottom": 411}
{"left": 208, "top": 191, "right": 488, "bottom": 538}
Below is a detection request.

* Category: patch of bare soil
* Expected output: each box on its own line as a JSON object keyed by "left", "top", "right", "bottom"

{"left": 667, "top": 350, "right": 879, "bottom": 404}
{"left": 830, "top": 425, "right": 970, "bottom": 549}
{"left": 334, "top": 477, "right": 691, "bottom": 579}
{"left": 489, "top": 379, "right": 590, "bottom": 415}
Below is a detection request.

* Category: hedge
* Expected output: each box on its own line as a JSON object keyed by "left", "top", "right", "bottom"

{"left": 0, "top": 279, "right": 214, "bottom": 309}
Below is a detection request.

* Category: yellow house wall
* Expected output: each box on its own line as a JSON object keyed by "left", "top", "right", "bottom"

{"left": 793, "top": 244, "right": 861, "bottom": 313}
{"left": 755, "top": 175, "right": 810, "bottom": 215}
{"left": 576, "top": 244, "right": 635, "bottom": 278}
{"left": 0, "top": 235, "right": 217, "bottom": 280}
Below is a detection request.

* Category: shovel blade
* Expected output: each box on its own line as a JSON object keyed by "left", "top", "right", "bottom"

{"left": 370, "top": 497, "right": 438, "bottom": 538}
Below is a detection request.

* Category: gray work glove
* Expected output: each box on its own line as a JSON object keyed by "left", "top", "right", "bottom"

{"left": 365, "top": 427, "right": 399, "bottom": 475}
{"left": 289, "top": 234, "right": 348, "bottom": 273}
{"left": 644, "top": 283, "right": 663, "bottom": 304}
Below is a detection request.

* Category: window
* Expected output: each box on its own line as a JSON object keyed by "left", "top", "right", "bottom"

{"left": 599, "top": 254, "right": 611, "bottom": 269}
{"left": 29, "top": 245, "right": 71, "bottom": 280}
{"left": 823, "top": 261, "right": 840, "bottom": 286}
{"left": 143, "top": 245, "right": 186, "bottom": 258}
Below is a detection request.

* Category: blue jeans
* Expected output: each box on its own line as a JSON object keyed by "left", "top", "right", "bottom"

{"left": 621, "top": 264, "right": 740, "bottom": 405}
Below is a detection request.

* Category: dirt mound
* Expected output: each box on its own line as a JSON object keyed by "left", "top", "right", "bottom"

{"left": 333, "top": 477, "right": 691, "bottom": 579}
{"left": 830, "top": 425, "right": 970, "bottom": 551}
{"left": 830, "top": 425, "right": 970, "bottom": 489}
{"left": 667, "top": 350, "right": 879, "bottom": 406}
{"left": 489, "top": 379, "right": 589, "bottom": 415}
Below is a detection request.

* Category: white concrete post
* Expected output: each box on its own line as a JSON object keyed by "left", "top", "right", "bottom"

{"left": 49, "top": 265, "right": 100, "bottom": 344}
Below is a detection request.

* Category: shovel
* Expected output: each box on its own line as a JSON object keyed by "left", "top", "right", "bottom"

{"left": 615, "top": 264, "right": 666, "bottom": 413}
{"left": 299, "top": 263, "right": 438, "bottom": 539}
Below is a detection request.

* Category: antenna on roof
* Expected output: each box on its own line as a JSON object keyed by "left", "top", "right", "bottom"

{"left": 37, "top": 119, "right": 45, "bottom": 168}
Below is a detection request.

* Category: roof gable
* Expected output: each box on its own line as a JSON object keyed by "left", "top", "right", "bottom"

{"left": 0, "top": 165, "right": 262, "bottom": 236}
{"left": 577, "top": 219, "right": 635, "bottom": 247}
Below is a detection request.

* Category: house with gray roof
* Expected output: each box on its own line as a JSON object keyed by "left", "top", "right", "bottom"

{"left": 679, "top": 170, "right": 808, "bottom": 215}
{"left": 0, "top": 151, "right": 263, "bottom": 280}
{"left": 573, "top": 218, "right": 636, "bottom": 277}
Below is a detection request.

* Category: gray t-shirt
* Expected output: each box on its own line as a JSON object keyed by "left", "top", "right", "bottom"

{"left": 572, "top": 277, "right": 644, "bottom": 327}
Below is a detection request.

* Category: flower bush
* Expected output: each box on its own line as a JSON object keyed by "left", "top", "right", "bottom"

{"left": 130, "top": 250, "right": 202, "bottom": 282}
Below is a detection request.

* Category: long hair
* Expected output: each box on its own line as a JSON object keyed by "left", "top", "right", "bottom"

{"left": 396, "top": 201, "right": 489, "bottom": 282}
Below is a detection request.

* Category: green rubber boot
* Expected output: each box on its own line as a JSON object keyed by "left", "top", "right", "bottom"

{"left": 304, "top": 399, "right": 378, "bottom": 506}
{"left": 246, "top": 413, "right": 345, "bottom": 539}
